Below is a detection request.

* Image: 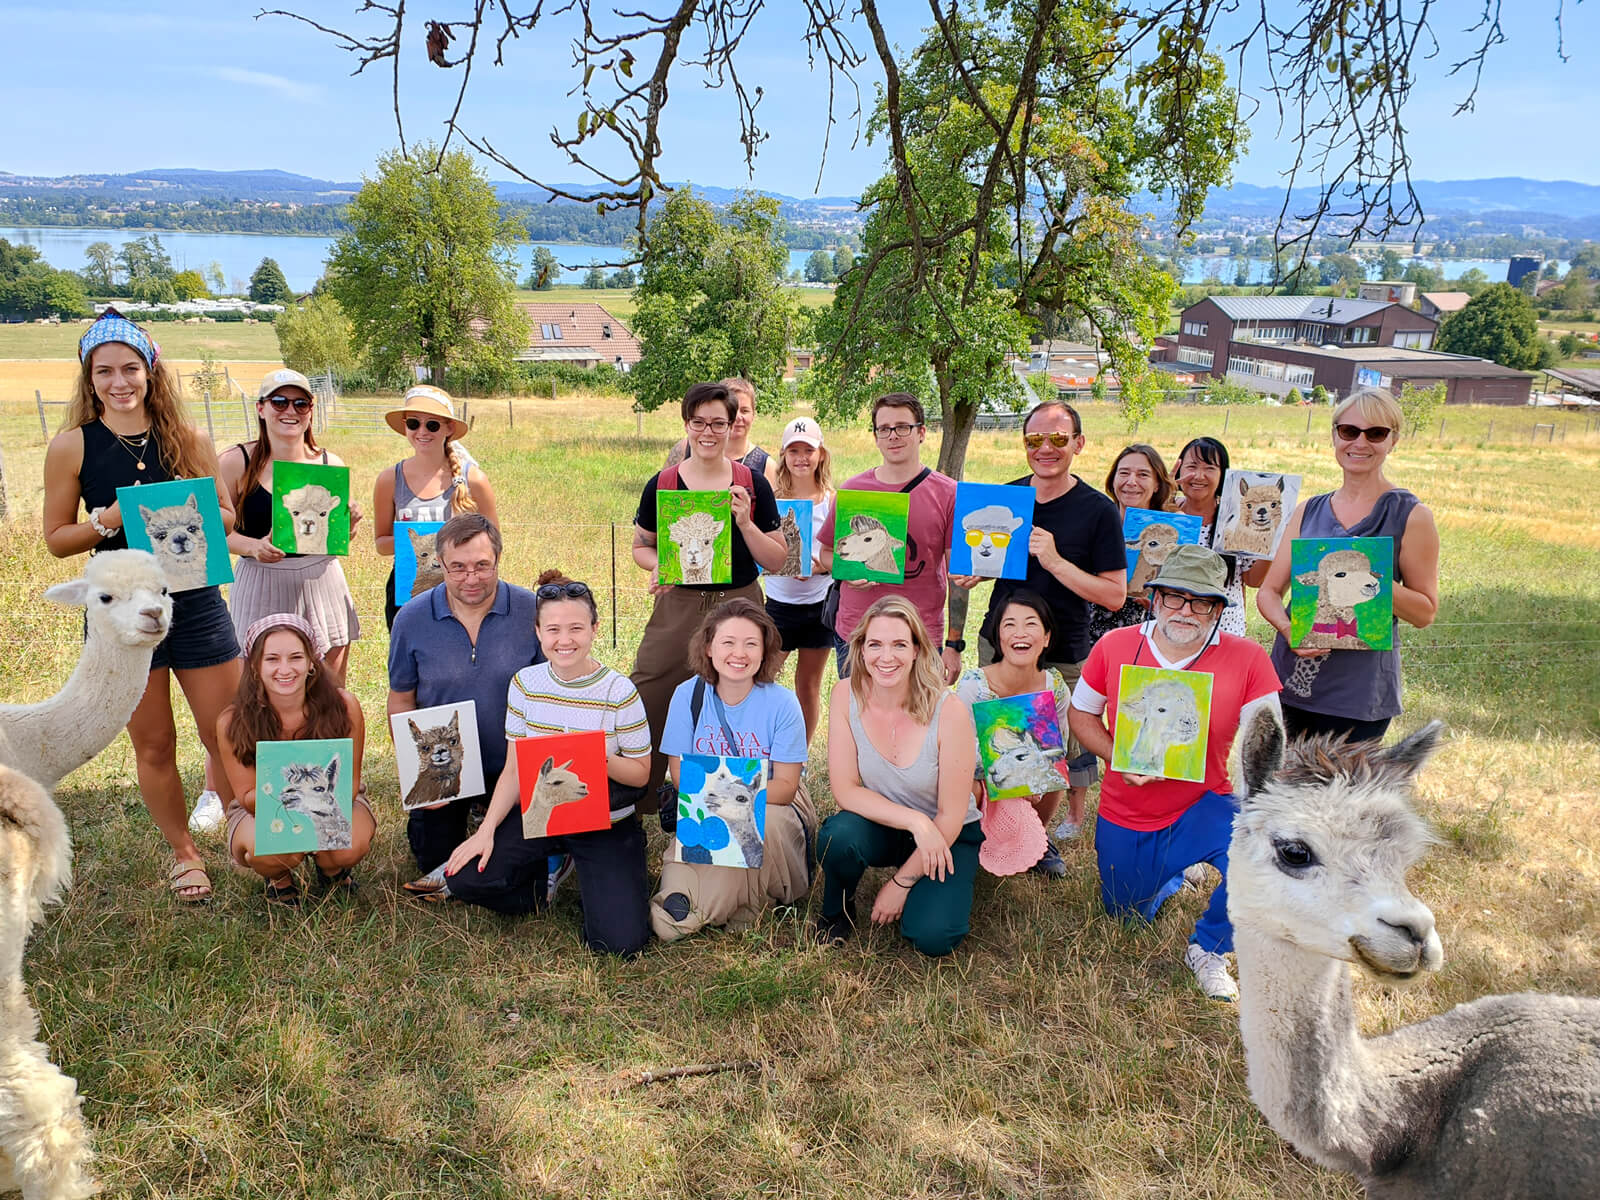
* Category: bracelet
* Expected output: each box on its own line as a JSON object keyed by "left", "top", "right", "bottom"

{"left": 890, "top": 875, "right": 915, "bottom": 889}
{"left": 87, "top": 508, "right": 114, "bottom": 539}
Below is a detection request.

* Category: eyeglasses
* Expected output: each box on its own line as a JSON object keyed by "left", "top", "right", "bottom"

{"left": 406, "top": 417, "right": 444, "bottom": 433}
{"left": 537, "top": 581, "right": 593, "bottom": 602}
{"left": 1023, "top": 431, "right": 1080, "bottom": 449}
{"left": 1153, "top": 590, "right": 1222, "bottom": 616}
{"left": 266, "top": 395, "right": 313, "bottom": 412}
{"left": 873, "top": 422, "right": 922, "bottom": 439}
{"left": 1334, "top": 423, "right": 1393, "bottom": 443}
{"left": 443, "top": 560, "right": 497, "bottom": 579}
{"left": 964, "top": 530, "right": 1012, "bottom": 548}
{"left": 687, "top": 417, "right": 731, "bottom": 433}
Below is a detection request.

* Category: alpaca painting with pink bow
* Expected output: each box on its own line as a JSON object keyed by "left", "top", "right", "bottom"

{"left": 1289, "top": 536, "right": 1394, "bottom": 651}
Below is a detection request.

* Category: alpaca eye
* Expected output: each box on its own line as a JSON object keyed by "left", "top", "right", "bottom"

{"left": 99, "top": 593, "right": 113, "bottom": 604}
{"left": 1274, "top": 838, "right": 1317, "bottom": 871}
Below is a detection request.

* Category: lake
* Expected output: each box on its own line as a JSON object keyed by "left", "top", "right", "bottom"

{"left": 0, "top": 225, "right": 1561, "bottom": 293}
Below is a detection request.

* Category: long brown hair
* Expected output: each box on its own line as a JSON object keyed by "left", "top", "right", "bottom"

{"left": 68, "top": 348, "right": 218, "bottom": 481}
{"left": 846, "top": 596, "right": 945, "bottom": 725}
{"left": 227, "top": 625, "right": 351, "bottom": 766}
{"left": 239, "top": 403, "right": 322, "bottom": 499}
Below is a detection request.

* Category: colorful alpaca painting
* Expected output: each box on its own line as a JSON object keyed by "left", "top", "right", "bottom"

{"left": 831, "top": 490, "right": 911, "bottom": 583}
{"left": 767, "top": 498, "right": 814, "bottom": 578}
{"left": 1123, "top": 507, "right": 1203, "bottom": 592}
{"left": 390, "top": 700, "right": 484, "bottom": 812}
{"left": 1110, "top": 666, "right": 1212, "bottom": 782}
{"left": 270, "top": 462, "right": 351, "bottom": 556}
{"left": 116, "top": 478, "right": 233, "bottom": 591}
{"left": 950, "top": 482, "right": 1034, "bottom": 581}
{"left": 515, "top": 730, "right": 611, "bottom": 838}
{"left": 972, "top": 691, "right": 1069, "bottom": 800}
{"left": 656, "top": 490, "right": 733, "bottom": 586}
{"left": 1289, "top": 536, "right": 1394, "bottom": 651}
{"left": 253, "top": 737, "right": 355, "bottom": 853}
{"left": 1216, "top": 471, "right": 1303, "bottom": 559}
{"left": 671, "top": 755, "right": 767, "bottom": 868}
{"left": 394, "top": 521, "right": 446, "bottom": 599}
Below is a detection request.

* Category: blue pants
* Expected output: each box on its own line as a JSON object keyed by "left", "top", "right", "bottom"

{"left": 1095, "top": 790, "right": 1236, "bottom": 954}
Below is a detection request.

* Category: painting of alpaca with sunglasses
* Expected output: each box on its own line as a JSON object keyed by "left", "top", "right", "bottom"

{"left": 951, "top": 482, "right": 1034, "bottom": 581}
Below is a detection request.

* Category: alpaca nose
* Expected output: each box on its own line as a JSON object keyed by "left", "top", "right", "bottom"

{"left": 141, "top": 604, "right": 165, "bottom": 621}
{"left": 1379, "top": 918, "right": 1427, "bottom": 947}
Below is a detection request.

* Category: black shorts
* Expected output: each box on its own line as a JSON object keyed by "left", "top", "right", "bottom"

{"left": 764, "top": 597, "right": 835, "bottom": 652}
{"left": 152, "top": 586, "right": 241, "bottom": 671}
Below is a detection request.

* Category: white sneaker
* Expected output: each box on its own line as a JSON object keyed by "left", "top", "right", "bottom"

{"left": 1181, "top": 863, "right": 1211, "bottom": 892}
{"left": 546, "top": 854, "right": 575, "bottom": 903}
{"left": 1184, "top": 943, "right": 1239, "bottom": 1002}
{"left": 189, "top": 790, "right": 225, "bottom": 834}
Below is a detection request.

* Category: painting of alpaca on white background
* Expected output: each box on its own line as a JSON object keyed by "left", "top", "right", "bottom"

{"left": 270, "top": 461, "right": 351, "bottom": 556}
{"left": 671, "top": 755, "right": 767, "bottom": 868}
{"left": 253, "top": 738, "right": 355, "bottom": 854}
{"left": 950, "top": 482, "right": 1034, "bottom": 580}
{"left": 117, "top": 478, "right": 233, "bottom": 591}
{"left": 1110, "top": 665, "right": 1213, "bottom": 782}
{"left": 1216, "top": 471, "right": 1301, "bottom": 559}
{"left": 391, "top": 701, "right": 483, "bottom": 812}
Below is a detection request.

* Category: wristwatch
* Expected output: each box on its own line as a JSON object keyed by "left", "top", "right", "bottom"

{"left": 944, "top": 637, "right": 966, "bottom": 653}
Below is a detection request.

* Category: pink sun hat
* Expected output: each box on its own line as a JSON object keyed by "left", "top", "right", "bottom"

{"left": 978, "top": 795, "right": 1050, "bottom": 876}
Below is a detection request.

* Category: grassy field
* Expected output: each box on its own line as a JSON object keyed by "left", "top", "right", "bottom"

{"left": 0, "top": 319, "right": 283, "bottom": 363}
{"left": 0, "top": 391, "right": 1595, "bottom": 1198}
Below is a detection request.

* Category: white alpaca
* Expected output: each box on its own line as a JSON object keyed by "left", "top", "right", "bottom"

{"left": 1230, "top": 714, "right": 1600, "bottom": 1199}
{"left": 281, "top": 483, "right": 342, "bottom": 555}
{"left": 985, "top": 726, "right": 1066, "bottom": 796}
{"left": 522, "top": 756, "right": 588, "bottom": 839}
{"left": 960, "top": 504, "right": 1023, "bottom": 577}
{"left": 1118, "top": 678, "right": 1201, "bottom": 776}
{"left": 0, "top": 552, "right": 171, "bottom": 791}
{"left": 0, "top": 764, "right": 98, "bottom": 1199}
{"left": 667, "top": 511, "right": 724, "bottom": 585}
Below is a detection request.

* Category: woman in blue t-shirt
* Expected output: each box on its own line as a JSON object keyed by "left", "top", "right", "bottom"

{"left": 650, "top": 597, "right": 815, "bottom": 941}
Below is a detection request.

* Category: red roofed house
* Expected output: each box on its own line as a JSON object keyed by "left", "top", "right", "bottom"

{"left": 515, "top": 302, "right": 643, "bottom": 370}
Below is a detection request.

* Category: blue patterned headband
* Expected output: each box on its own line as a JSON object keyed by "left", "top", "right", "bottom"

{"left": 78, "top": 308, "right": 160, "bottom": 367}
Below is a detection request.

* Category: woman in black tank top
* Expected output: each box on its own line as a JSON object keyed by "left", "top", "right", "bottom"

{"left": 42, "top": 310, "right": 243, "bottom": 904}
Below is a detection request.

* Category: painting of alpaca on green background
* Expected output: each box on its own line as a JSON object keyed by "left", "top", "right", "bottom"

{"left": 657, "top": 490, "right": 733, "bottom": 585}
{"left": 832, "top": 490, "right": 910, "bottom": 583}
{"left": 1289, "top": 536, "right": 1394, "bottom": 651}
{"left": 271, "top": 462, "right": 351, "bottom": 556}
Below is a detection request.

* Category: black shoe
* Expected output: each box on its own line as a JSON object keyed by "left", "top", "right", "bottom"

{"left": 1030, "top": 841, "right": 1068, "bottom": 880}
{"left": 813, "top": 901, "right": 856, "bottom": 946}
{"left": 656, "top": 783, "right": 678, "bottom": 835}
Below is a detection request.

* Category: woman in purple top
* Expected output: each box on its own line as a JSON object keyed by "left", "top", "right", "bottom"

{"left": 1257, "top": 388, "right": 1440, "bottom": 744}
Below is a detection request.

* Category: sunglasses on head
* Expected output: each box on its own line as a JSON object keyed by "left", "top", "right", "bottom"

{"left": 1023, "top": 431, "right": 1080, "bottom": 449}
{"left": 405, "top": 417, "right": 444, "bottom": 433}
{"left": 1334, "top": 423, "right": 1392, "bottom": 443}
{"left": 536, "top": 581, "right": 593, "bottom": 602}
{"left": 265, "top": 394, "right": 313, "bottom": 412}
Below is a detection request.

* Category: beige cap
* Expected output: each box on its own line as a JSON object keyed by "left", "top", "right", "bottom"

{"left": 258, "top": 368, "right": 314, "bottom": 402}
{"left": 781, "top": 416, "right": 824, "bottom": 449}
{"left": 384, "top": 385, "right": 469, "bottom": 440}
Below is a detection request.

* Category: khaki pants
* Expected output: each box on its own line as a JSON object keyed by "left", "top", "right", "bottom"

{"left": 651, "top": 779, "right": 816, "bottom": 942}
{"left": 630, "top": 581, "right": 765, "bottom": 807}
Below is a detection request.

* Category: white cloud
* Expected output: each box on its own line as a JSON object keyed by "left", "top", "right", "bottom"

{"left": 208, "top": 67, "right": 321, "bottom": 103}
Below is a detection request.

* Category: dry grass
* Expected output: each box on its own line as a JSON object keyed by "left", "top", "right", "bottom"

{"left": 0, "top": 390, "right": 1595, "bottom": 1198}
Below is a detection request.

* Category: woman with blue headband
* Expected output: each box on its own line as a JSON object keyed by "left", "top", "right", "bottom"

{"left": 42, "top": 309, "right": 243, "bottom": 903}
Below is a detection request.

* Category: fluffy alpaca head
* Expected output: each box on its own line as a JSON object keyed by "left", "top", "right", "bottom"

{"left": 1121, "top": 678, "right": 1202, "bottom": 745}
{"left": 140, "top": 493, "right": 208, "bottom": 585}
{"left": 837, "top": 514, "right": 904, "bottom": 566}
{"left": 409, "top": 711, "right": 462, "bottom": 773}
{"left": 668, "top": 510, "right": 724, "bottom": 573}
{"left": 1297, "top": 549, "right": 1380, "bottom": 611}
{"left": 1237, "top": 475, "right": 1286, "bottom": 531}
{"left": 1127, "top": 521, "right": 1180, "bottom": 564}
{"left": 1232, "top": 712, "right": 1446, "bottom": 981}
{"left": 44, "top": 549, "right": 171, "bottom": 649}
{"left": 282, "top": 483, "right": 342, "bottom": 541}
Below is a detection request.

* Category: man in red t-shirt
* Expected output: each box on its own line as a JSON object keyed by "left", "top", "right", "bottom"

{"left": 1068, "top": 545, "right": 1281, "bottom": 1001}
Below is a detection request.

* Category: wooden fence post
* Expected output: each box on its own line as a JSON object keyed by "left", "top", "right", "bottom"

{"left": 1222, "top": 406, "right": 1230, "bottom": 435}
{"left": 1304, "top": 407, "right": 1313, "bottom": 435}
{"left": 507, "top": 399, "right": 514, "bottom": 429}
{"left": 35, "top": 390, "right": 48, "bottom": 439}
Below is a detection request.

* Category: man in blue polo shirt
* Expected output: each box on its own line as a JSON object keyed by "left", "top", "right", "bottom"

{"left": 388, "top": 513, "right": 544, "bottom": 905}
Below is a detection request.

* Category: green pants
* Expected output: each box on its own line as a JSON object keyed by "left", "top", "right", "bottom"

{"left": 817, "top": 811, "right": 984, "bottom": 957}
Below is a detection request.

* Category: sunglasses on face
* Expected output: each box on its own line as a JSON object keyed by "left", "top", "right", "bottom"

{"left": 1153, "top": 589, "right": 1222, "bottom": 616}
{"left": 1023, "top": 431, "right": 1080, "bottom": 449}
{"left": 1334, "top": 424, "right": 1393, "bottom": 443}
{"left": 964, "top": 530, "right": 1012, "bottom": 548}
{"left": 406, "top": 418, "right": 444, "bottom": 433}
{"left": 536, "top": 581, "right": 593, "bottom": 602}
{"left": 266, "top": 395, "right": 314, "bottom": 413}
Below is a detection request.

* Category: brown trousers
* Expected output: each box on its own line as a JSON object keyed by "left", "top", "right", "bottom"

{"left": 629, "top": 580, "right": 766, "bottom": 807}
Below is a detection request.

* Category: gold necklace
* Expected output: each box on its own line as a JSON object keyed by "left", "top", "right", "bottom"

{"left": 111, "top": 427, "right": 151, "bottom": 472}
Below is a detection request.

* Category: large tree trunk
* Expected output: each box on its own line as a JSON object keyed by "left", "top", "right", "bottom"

{"left": 935, "top": 368, "right": 976, "bottom": 480}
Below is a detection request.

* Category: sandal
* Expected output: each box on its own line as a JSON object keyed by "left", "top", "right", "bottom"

{"left": 169, "top": 859, "right": 213, "bottom": 904}
{"left": 264, "top": 872, "right": 301, "bottom": 906}
{"left": 314, "top": 865, "right": 358, "bottom": 896}
{"left": 402, "top": 866, "right": 449, "bottom": 897}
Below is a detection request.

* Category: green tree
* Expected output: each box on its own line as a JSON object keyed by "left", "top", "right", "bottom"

{"left": 1199, "top": 375, "right": 1258, "bottom": 406}
{"left": 803, "top": 249, "right": 835, "bottom": 283}
{"left": 605, "top": 266, "right": 636, "bottom": 288}
{"left": 81, "top": 242, "right": 117, "bottom": 293}
{"left": 275, "top": 293, "right": 358, "bottom": 375}
{"left": 206, "top": 261, "right": 227, "bottom": 296}
{"left": 171, "top": 269, "right": 210, "bottom": 301}
{"left": 249, "top": 257, "right": 292, "bottom": 304}
{"left": 831, "top": 245, "right": 855, "bottom": 278}
{"left": 1401, "top": 262, "right": 1445, "bottom": 292}
{"left": 327, "top": 144, "right": 528, "bottom": 386}
{"left": 1435, "top": 283, "right": 1543, "bottom": 370}
{"left": 581, "top": 264, "right": 607, "bottom": 289}
{"left": 1378, "top": 249, "right": 1406, "bottom": 279}
{"left": 119, "top": 235, "right": 176, "bottom": 303}
{"left": 1452, "top": 267, "right": 1489, "bottom": 296}
{"left": 1285, "top": 387, "right": 1304, "bottom": 406}
{"left": 1556, "top": 271, "right": 1592, "bottom": 312}
{"left": 0, "top": 241, "right": 89, "bottom": 319}
{"left": 630, "top": 189, "right": 794, "bottom": 412}
{"left": 524, "top": 246, "right": 560, "bottom": 290}
{"left": 1318, "top": 253, "right": 1366, "bottom": 289}
{"left": 1396, "top": 379, "right": 1446, "bottom": 435}
{"left": 1311, "top": 384, "right": 1331, "bottom": 405}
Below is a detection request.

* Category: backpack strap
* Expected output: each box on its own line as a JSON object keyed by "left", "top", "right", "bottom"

{"left": 899, "top": 466, "right": 932, "bottom": 494}
{"left": 659, "top": 463, "right": 680, "bottom": 490}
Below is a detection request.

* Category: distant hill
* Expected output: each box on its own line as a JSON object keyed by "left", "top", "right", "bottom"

{"left": 1204, "top": 177, "right": 1600, "bottom": 220}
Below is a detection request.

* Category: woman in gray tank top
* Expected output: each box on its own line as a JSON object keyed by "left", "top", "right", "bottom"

{"left": 815, "top": 596, "right": 984, "bottom": 956}
{"left": 1257, "top": 388, "right": 1441, "bottom": 743}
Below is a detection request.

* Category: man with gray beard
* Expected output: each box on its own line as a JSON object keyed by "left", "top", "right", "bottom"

{"left": 1067, "top": 545, "right": 1281, "bottom": 1001}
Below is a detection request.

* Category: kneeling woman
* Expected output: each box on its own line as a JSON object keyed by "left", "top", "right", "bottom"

{"left": 439, "top": 572, "right": 653, "bottom": 956}
{"left": 651, "top": 598, "right": 815, "bottom": 941}
{"left": 817, "top": 596, "right": 982, "bottom": 956}
{"left": 217, "top": 614, "right": 375, "bottom": 903}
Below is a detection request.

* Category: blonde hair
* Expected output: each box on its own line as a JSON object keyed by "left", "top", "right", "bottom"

{"left": 1332, "top": 387, "right": 1404, "bottom": 438}
{"left": 775, "top": 441, "right": 834, "bottom": 498}
{"left": 846, "top": 596, "right": 946, "bottom": 725}
{"left": 446, "top": 440, "right": 478, "bottom": 513}
{"left": 69, "top": 348, "right": 217, "bottom": 481}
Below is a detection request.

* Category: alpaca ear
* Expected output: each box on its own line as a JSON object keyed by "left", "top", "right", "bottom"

{"left": 1377, "top": 720, "right": 1445, "bottom": 780}
{"left": 184, "top": 493, "right": 200, "bottom": 512}
{"left": 326, "top": 755, "right": 340, "bottom": 787}
{"left": 1238, "top": 476, "right": 1250, "bottom": 496}
{"left": 1294, "top": 569, "right": 1320, "bottom": 587}
{"left": 408, "top": 718, "right": 421, "bottom": 738}
{"left": 44, "top": 579, "right": 91, "bottom": 609}
{"left": 1239, "top": 707, "right": 1285, "bottom": 802}
{"left": 539, "top": 756, "right": 555, "bottom": 777}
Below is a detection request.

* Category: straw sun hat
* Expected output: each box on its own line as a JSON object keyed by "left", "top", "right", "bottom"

{"left": 384, "top": 385, "right": 469, "bottom": 440}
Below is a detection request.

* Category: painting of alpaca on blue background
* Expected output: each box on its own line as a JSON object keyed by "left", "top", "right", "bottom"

{"left": 950, "top": 482, "right": 1034, "bottom": 580}
{"left": 117, "top": 478, "right": 233, "bottom": 592}
{"left": 671, "top": 755, "right": 767, "bottom": 868}
{"left": 1123, "top": 508, "right": 1203, "bottom": 593}
{"left": 254, "top": 738, "right": 355, "bottom": 854}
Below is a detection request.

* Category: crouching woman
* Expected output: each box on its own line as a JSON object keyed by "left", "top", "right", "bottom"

{"left": 217, "top": 614, "right": 374, "bottom": 903}
{"left": 816, "top": 596, "right": 983, "bottom": 956}
{"left": 651, "top": 598, "right": 815, "bottom": 941}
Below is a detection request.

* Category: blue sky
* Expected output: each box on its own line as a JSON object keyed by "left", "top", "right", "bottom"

{"left": 6, "top": 1, "right": 1598, "bottom": 194}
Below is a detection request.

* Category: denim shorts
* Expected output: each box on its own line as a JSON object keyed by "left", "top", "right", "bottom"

{"left": 152, "top": 586, "right": 241, "bottom": 671}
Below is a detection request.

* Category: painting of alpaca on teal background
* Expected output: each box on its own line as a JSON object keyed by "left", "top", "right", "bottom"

{"left": 254, "top": 738, "right": 355, "bottom": 854}
{"left": 672, "top": 755, "right": 767, "bottom": 869}
{"left": 117, "top": 478, "right": 233, "bottom": 592}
